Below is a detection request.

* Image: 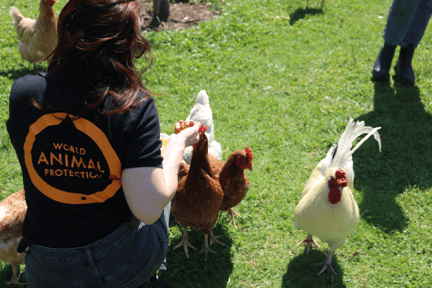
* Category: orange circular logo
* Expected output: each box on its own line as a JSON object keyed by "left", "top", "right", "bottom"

{"left": 24, "top": 113, "right": 121, "bottom": 204}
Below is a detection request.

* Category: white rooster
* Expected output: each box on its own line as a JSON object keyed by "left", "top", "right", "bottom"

{"left": 183, "top": 90, "right": 222, "bottom": 164}
{"left": 295, "top": 118, "right": 381, "bottom": 275}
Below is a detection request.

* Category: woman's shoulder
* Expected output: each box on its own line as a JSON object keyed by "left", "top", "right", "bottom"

{"left": 10, "top": 73, "right": 47, "bottom": 101}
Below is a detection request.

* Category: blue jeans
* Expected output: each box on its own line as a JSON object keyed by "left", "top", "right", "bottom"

{"left": 25, "top": 203, "right": 171, "bottom": 288}
{"left": 383, "top": 0, "right": 432, "bottom": 48}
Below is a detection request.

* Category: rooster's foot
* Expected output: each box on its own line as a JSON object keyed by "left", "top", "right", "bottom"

{"left": 315, "top": 250, "right": 337, "bottom": 275}
{"left": 297, "top": 233, "right": 320, "bottom": 254}
{"left": 173, "top": 229, "right": 196, "bottom": 259}
{"left": 200, "top": 234, "right": 217, "bottom": 261}
{"left": 209, "top": 231, "right": 226, "bottom": 246}
{"left": 225, "top": 208, "right": 242, "bottom": 227}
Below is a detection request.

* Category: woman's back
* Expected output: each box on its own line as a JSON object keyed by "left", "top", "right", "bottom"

{"left": 7, "top": 71, "right": 163, "bottom": 249}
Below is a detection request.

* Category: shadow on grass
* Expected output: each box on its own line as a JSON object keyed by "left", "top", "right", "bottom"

{"left": 161, "top": 215, "right": 233, "bottom": 288}
{"left": 281, "top": 248, "right": 346, "bottom": 288}
{"left": 289, "top": 7, "right": 324, "bottom": 26}
{"left": 353, "top": 78, "right": 432, "bottom": 233}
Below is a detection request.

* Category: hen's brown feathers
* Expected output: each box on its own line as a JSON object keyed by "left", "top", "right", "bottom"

{"left": 208, "top": 150, "right": 251, "bottom": 212}
{"left": 172, "top": 131, "right": 224, "bottom": 235}
{"left": 0, "top": 189, "right": 27, "bottom": 285}
{"left": 0, "top": 189, "right": 26, "bottom": 241}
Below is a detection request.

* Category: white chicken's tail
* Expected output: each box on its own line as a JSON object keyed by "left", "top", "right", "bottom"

{"left": 10, "top": 6, "right": 23, "bottom": 26}
{"left": 324, "top": 118, "right": 381, "bottom": 171}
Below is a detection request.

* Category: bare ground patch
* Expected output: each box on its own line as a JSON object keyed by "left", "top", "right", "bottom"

{"left": 137, "top": 0, "right": 221, "bottom": 32}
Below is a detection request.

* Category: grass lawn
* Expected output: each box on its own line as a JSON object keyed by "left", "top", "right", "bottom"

{"left": 0, "top": 0, "right": 431, "bottom": 287}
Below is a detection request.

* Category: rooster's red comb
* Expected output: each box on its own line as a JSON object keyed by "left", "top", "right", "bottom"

{"left": 335, "top": 169, "right": 347, "bottom": 187}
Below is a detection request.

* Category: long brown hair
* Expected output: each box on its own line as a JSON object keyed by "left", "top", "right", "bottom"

{"left": 35, "top": 0, "right": 152, "bottom": 115}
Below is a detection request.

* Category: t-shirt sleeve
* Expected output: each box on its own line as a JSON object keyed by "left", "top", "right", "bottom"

{"left": 122, "top": 96, "right": 163, "bottom": 169}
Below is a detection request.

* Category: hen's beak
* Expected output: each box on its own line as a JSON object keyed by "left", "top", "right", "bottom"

{"left": 248, "top": 166, "right": 253, "bottom": 171}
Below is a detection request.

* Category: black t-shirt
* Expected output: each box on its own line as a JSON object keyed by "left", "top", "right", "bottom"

{"left": 7, "top": 71, "right": 163, "bottom": 249}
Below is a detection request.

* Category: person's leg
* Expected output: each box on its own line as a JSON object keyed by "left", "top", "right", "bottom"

{"left": 150, "top": 0, "right": 170, "bottom": 27}
{"left": 139, "top": 202, "right": 171, "bottom": 288}
{"left": 158, "top": 201, "right": 171, "bottom": 271}
{"left": 395, "top": 1, "right": 432, "bottom": 85}
{"left": 383, "top": 0, "right": 422, "bottom": 46}
{"left": 399, "top": 0, "right": 432, "bottom": 48}
{"left": 372, "top": 0, "right": 421, "bottom": 80}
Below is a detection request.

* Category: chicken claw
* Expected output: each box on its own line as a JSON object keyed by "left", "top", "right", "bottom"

{"left": 209, "top": 231, "right": 226, "bottom": 246}
{"left": 297, "top": 233, "right": 320, "bottom": 254}
{"left": 225, "top": 208, "right": 242, "bottom": 227}
{"left": 173, "top": 229, "right": 196, "bottom": 259}
{"left": 200, "top": 234, "right": 217, "bottom": 261}
{"left": 6, "top": 264, "right": 25, "bottom": 285}
{"left": 316, "top": 250, "right": 337, "bottom": 275}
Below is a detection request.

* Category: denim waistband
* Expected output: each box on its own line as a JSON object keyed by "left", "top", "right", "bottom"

{"left": 29, "top": 221, "right": 143, "bottom": 262}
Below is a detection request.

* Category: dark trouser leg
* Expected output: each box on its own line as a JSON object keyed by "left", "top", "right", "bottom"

{"left": 399, "top": 0, "right": 432, "bottom": 48}
{"left": 151, "top": 0, "right": 170, "bottom": 27}
{"left": 383, "top": 0, "right": 421, "bottom": 45}
{"left": 395, "top": 1, "right": 432, "bottom": 85}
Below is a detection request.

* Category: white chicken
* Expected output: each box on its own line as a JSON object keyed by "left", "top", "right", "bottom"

{"left": 183, "top": 90, "right": 222, "bottom": 164}
{"left": 295, "top": 118, "right": 381, "bottom": 275}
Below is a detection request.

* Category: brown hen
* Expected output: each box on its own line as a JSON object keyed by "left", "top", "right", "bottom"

{"left": 172, "top": 124, "right": 225, "bottom": 261}
{"left": 208, "top": 148, "right": 253, "bottom": 228}
{"left": 0, "top": 189, "right": 27, "bottom": 285}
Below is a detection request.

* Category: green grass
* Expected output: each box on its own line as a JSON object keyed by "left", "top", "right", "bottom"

{"left": 0, "top": 0, "right": 431, "bottom": 287}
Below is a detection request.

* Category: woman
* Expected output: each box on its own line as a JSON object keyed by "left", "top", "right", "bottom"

{"left": 6, "top": 0, "right": 199, "bottom": 287}
{"left": 372, "top": 0, "right": 432, "bottom": 85}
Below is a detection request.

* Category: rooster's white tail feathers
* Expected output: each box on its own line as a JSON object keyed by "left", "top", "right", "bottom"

{"left": 323, "top": 118, "right": 381, "bottom": 174}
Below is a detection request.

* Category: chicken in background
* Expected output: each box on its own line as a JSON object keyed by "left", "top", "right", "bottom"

{"left": 295, "top": 118, "right": 381, "bottom": 275}
{"left": 172, "top": 123, "right": 225, "bottom": 261}
{"left": 208, "top": 147, "right": 253, "bottom": 228}
{"left": 10, "top": 0, "right": 58, "bottom": 70}
{"left": 0, "top": 189, "right": 27, "bottom": 285}
{"left": 183, "top": 90, "right": 222, "bottom": 164}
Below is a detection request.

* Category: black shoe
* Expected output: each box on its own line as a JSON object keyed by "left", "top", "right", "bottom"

{"left": 139, "top": 274, "right": 169, "bottom": 288}
{"left": 395, "top": 45, "right": 415, "bottom": 85}
{"left": 372, "top": 42, "right": 397, "bottom": 81}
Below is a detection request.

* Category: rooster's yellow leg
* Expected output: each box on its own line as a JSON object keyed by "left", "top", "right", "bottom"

{"left": 209, "top": 231, "right": 226, "bottom": 246}
{"left": 225, "top": 208, "right": 242, "bottom": 227}
{"left": 316, "top": 250, "right": 337, "bottom": 275}
{"left": 297, "top": 233, "right": 320, "bottom": 254}
{"left": 173, "top": 229, "right": 196, "bottom": 259}
{"left": 199, "top": 234, "right": 217, "bottom": 261}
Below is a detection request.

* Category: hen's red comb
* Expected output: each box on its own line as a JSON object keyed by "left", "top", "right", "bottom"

{"left": 245, "top": 147, "right": 253, "bottom": 165}
{"left": 199, "top": 125, "right": 208, "bottom": 133}
{"left": 47, "top": 0, "right": 57, "bottom": 6}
